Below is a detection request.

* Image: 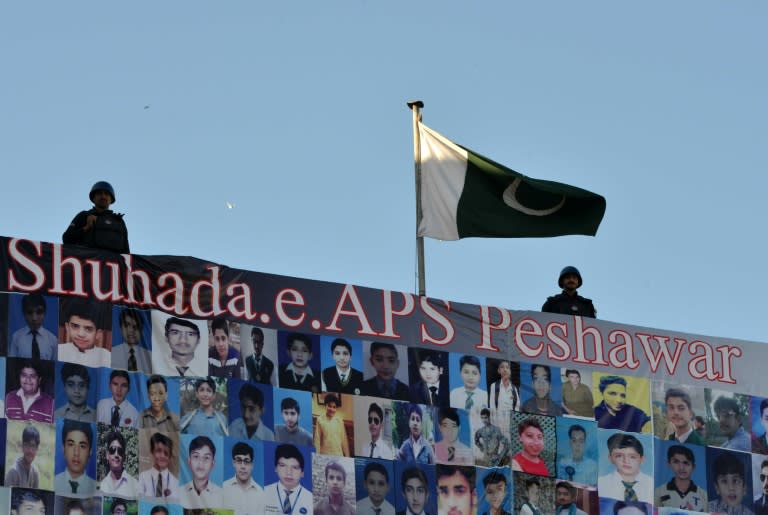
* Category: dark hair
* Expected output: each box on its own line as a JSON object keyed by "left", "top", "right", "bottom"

{"left": 368, "top": 402, "right": 383, "bottom": 420}
{"left": 12, "top": 489, "right": 45, "bottom": 510}
{"left": 712, "top": 451, "right": 745, "bottom": 482}
{"left": 110, "top": 499, "right": 128, "bottom": 514}
{"left": 417, "top": 349, "right": 443, "bottom": 367}
{"left": 438, "top": 407, "right": 460, "bottom": 426}
{"left": 119, "top": 308, "right": 143, "bottom": 330}
{"left": 363, "top": 461, "right": 388, "bottom": 482}
{"left": 325, "top": 460, "right": 346, "bottom": 481}
{"left": 436, "top": 464, "right": 474, "bottom": 485}
{"left": 762, "top": 459, "right": 768, "bottom": 469}
{"left": 251, "top": 327, "right": 264, "bottom": 339}
{"left": 110, "top": 369, "right": 130, "bottom": 388}
{"left": 274, "top": 443, "right": 304, "bottom": 470}
{"left": 281, "top": 397, "right": 300, "bottom": 413}
{"left": 19, "top": 360, "right": 42, "bottom": 379}
{"left": 599, "top": 375, "right": 627, "bottom": 393}
{"left": 22, "top": 425, "right": 40, "bottom": 446}
{"left": 713, "top": 396, "right": 741, "bottom": 419}
{"left": 239, "top": 383, "right": 265, "bottom": 409}
{"left": 65, "top": 299, "right": 99, "bottom": 325}
{"left": 232, "top": 441, "right": 254, "bottom": 460}
{"left": 518, "top": 418, "right": 543, "bottom": 435}
{"left": 65, "top": 499, "right": 86, "bottom": 514}
{"left": 564, "top": 369, "right": 581, "bottom": 378}
{"left": 556, "top": 481, "right": 576, "bottom": 497}
{"left": 286, "top": 332, "right": 312, "bottom": 352}
{"left": 106, "top": 430, "right": 126, "bottom": 456}
{"left": 480, "top": 408, "right": 491, "bottom": 417}
{"left": 164, "top": 317, "right": 200, "bottom": 337}
{"left": 665, "top": 388, "right": 692, "bottom": 410}
{"left": 211, "top": 317, "right": 229, "bottom": 336}
{"left": 369, "top": 342, "right": 398, "bottom": 357}
{"left": 150, "top": 507, "right": 170, "bottom": 515}
{"left": 146, "top": 374, "right": 167, "bottom": 391}
{"left": 189, "top": 435, "right": 216, "bottom": 457}
{"left": 21, "top": 293, "right": 46, "bottom": 313}
{"left": 331, "top": 338, "right": 352, "bottom": 354}
{"left": 525, "top": 477, "right": 541, "bottom": 490}
{"left": 61, "top": 363, "right": 90, "bottom": 387}
{"left": 613, "top": 501, "right": 648, "bottom": 515}
{"left": 667, "top": 444, "right": 694, "bottom": 464}
{"left": 606, "top": 433, "right": 644, "bottom": 456}
{"left": 568, "top": 424, "right": 586, "bottom": 439}
{"left": 195, "top": 377, "right": 216, "bottom": 392}
{"left": 407, "top": 404, "right": 423, "bottom": 419}
{"left": 482, "top": 471, "right": 507, "bottom": 488}
{"left": 531, "top": 364, "right": 551, "bottom": 381}
{"left": 62, "top": 419, "right": 93, "bottom": 446}
{"left": 150, "top": 432, "right": 173, "bottom": 455}
{"left": 459, "top": 355, "right": 481, "bottom": 371}
{"left": 401, "top": 466, "right": 427, "bottom": 490}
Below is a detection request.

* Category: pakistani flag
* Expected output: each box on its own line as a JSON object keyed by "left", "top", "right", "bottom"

{"left": 417, "top": 122, "right": 606, "bottom": 240}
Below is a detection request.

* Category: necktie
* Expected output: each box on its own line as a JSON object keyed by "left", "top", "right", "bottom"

{"left": 127, "top": 348, "right": 137, "bottom": 371}
{"left": 622, "top": 481, "right": 638, "bottom": 501}
{"left": 31, "top": 330, "right": 40, "bottom": 360}
{"left": 283, "top": 489, "right": 293, "bottom": 514}
{"left": 429, "top": 386, "right": 438, "bottom": 405}
{"left": 374, "top": 509, "right": 381, "bottom": 515}
{"left": 156, "top": 472, "right": 163, "bottom": 497}
{"left": 447, "top": 446, "right": 455, "bottom": 461}
{"left": 254, "top": 358, "right": 261, "bottom": 381}
{"left": 369, "top": 442, "right": 375, "bottom": 458}
{"left": 111, "top": 405, "right": 121, "bottom": 427}
{"left": 69, "top": 480, "right": 78, "bottom": 493}
{"left": 176, "top": 366, "right": 188, "bottom": 376}
{"left": 465, "top": 391, "right": 474, "bottom": 410}
{"left": 340, "top": 373, "right": 347, "bottom": 385}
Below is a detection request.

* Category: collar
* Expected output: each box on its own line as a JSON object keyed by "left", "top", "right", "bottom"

{"left": 286, "top": 363, "right": 314, "bottom": 376}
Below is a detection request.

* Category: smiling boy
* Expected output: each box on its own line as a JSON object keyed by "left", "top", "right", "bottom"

{"left": 59, "top": 300, "right": 111, "bottom": 368}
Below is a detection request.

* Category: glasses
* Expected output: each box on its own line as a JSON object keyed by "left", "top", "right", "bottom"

{"left": 108, "top": 446, "right": 124, "bottom": 456}
{"left": 368, "top": 417, "right": 381, "bottom": 425}
{"left": 234, "top": 458, "right": 253, "bottom": 465}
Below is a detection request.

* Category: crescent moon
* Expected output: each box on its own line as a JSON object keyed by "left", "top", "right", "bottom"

{"left": 502, "top": 177, "right": 565, "bottom": 216}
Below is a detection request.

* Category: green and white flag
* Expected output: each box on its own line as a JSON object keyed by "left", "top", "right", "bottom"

{"left": 417, "top": 122, "right": 606, "bottom": 240}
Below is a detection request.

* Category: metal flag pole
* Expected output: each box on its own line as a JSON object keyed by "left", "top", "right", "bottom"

{"left": 407, "top": 100, "right": 426, "bottom": 297}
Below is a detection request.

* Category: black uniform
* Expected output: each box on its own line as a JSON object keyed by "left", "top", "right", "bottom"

{"left": 542, "top": 292, "right": 596, "bottom": 318}
{"left": 63, "top": 208, "right": 130, "bottom": 253}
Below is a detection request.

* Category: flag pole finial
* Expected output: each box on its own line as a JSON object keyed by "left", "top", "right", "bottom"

{"left": 407, "top": 100, "right": 426, "bottom": 297}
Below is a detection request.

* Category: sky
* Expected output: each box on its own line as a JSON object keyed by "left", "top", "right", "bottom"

{"left": 1, "top": 2, "right": 766, "bottom": 344}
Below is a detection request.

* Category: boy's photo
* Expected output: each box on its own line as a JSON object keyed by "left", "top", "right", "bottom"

{"left": 436, "top": 464, "right": 476, "bottom": 515}
{"left": 560, "top": 369, "right": 595, "bottom": 419}
{"left": 359, "top": 342, "right": 410, "bottom": 401}
{"left": 10, "top": 488, "right": 54, "bottom": 515}
{"left": 597, "top": 431, "right": 654, "bottom": 504}
{"left": 751, "top": 396, "right": 768, "bottom": 455}
{"left": 355, "top": 458, "right": 396, "bottom": 515}
{"left": 706, "top": 447, "right": 753, "bottom": 515}
{"left": 241, "top": 325, "right": 278, "bottom": 386}
{"left": 521, "top": 363, "right": 564, "bottom": 417}
{"left": 207, "top": 317, "right": 242, "bottom": 380}
{"left": 653, "top": 441, "right": 707, "bottom": 512}
{"left": 96, "top": 369, "right": 141, "bottom": 428}
{"left": 5, "top": 419, "right": 54, "bottom": 490}
{"left": 55, "top": 362, "right": 98, "bottom": 423}
{"left": 137, "top": 502, "right": 183, "bottom": 515}
{"left": 485, "top": 359, "right": 521, "bottom": 422}
{"left": 137, "top": 429, "right": 181, "bottom": 502}
{"left": 102, "top": 497, "right": 137, "bottom": 515}
{"left": 227, "top": 379, "right": 274, "bottom": 441}
{"left": 4, "top": 357, "right": 54, "bottom": 423}
{"left": 221, "top": 438, "right": 265, "bottom": 515}
{"left": 408, "top": 349, "right": 449, "bottom": 407}
{"left": 510, "top": 412, "right": 555, "bottom": 477}
{"left": 313, "top": 392, "right": 353, "bottom": 457}
{"left": 751, "top": 454, "right": 768, "bottom": 515}
{"left": 313, "top": 455, "right": 356, "bottom": 515}
{"left": 433, "top": 407, "right": 473, "bottom": 466}
{"left": 320, "top": 336, "right": 363, "bottom": 395}
{"left": 705, "top": 389, "right": 751, "bottom": 452}
{"left": 555, "top": 417, "right": 598, "bottom": 486}
{"left": 449, "top": 353, "right": 487, "bottom": 411}
{"left": 394, "top": 403, "right": 435, "bottom": 465}
{"left": 57, "top": 298, "right": 112, "bottom": 368}
{"left": 277, "top": 331, "right": 321, "bottom": 393}
{"left": 111, "top": 307, "right": 153, "bottom": 374}
{"left": 651, "top": 382, "right": 704, "bottom": 445}
{"left": 138, "top": 374, "right": 180, "bottom": 432}
{"left": 394, "top": 463, "right": 436, "bottom": 515}
{"left": 54, "top": 419, "right": 97, "bottom": 497}
{"left": 273, "top": 388, "right": 313, "bottom": 448}
{"left": 150, "top": 312, "right": 208, "bottom": 378}
{"left": 262, "top": 441, "right": 313, "bottom": 514}
{"left": 592, "top": 374, "right": 650, "bottom": 434}
{"left": 353, "top": 396, "right": 395, "bottom": 460}
{"left": 513, "top": 472, "right": 553, "bottom": 515}
{"left": 96, "top": 425, "right": 139, "bottom": 499}
{"left": 476, "top": 468, "right": 511, "bottom": 515}
{"left": 179, "top": 434, "right": 224, "bottom": 510}
{"left": 7, "top": 293, "right": 58, "bottom": 361}
{"left": 179, "top": 377, "right": 229, "bottom": 438}
{"left": 597, "top": 499, "right": 651, "bottom": 515}
{"left": 55, "top": 496, "right": 102, "bottom": 515}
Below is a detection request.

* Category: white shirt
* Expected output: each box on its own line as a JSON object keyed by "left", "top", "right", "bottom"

{"left": 356, "top": 496, "right": 395, "bottom": 515}
{"left": 99, "top": 470, "right": 139, "bottom": 498}
{"left": 138, "top": 467, "right": 179, "bottom": 501}
{"left": 450, "top": 387, "right": 488, "bottom": 410}
{"left": 222, "top": 476, "right": 265, "bottom": 515}
{"left": 359, "top": 438, "right": 395, "bottom": 460}
{"left": 181, "top": 480, "right": 223, "bottom": 509}
{"left": 96, "top": 397, "right": 139, "bottom": 428}
{"left": 597, "top": 470, "right": 653, "bottom": 503}
{"left": 59, "top": 342, "right": 111, "bottom": 368}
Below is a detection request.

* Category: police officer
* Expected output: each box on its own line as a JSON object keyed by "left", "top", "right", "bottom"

{"left": 63, "top": 181, "right": 130, "bottom": 253}
{"left": 542, "top": 266, "right": 596, "bottom": 318}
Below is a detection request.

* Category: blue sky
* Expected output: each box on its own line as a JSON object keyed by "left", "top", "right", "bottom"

{"left": 1, "top": 2, "right": 766, "bottom": 343}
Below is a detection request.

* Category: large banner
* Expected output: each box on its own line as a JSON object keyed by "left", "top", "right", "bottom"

{"left": 0, "top": 236, "right": 763, "bottom": 515}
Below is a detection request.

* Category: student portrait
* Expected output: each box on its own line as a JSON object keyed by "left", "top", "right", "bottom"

{"left": 57, "top": 298, "right": 112, "bottom": 368}
{"left": 394, "top": 403, "right": 435, "bottom": 465}
{"left": 651, "top": 383, "right": 705, "bottom": 445}
{"left": 150, "top": 311, "right": 208, "bottom": 378}
{"left": 751, "top": 396, "right": 768, "bottom": 455}
{"left": 4, "top": 357, "right": 55, "bottom": 423}
{"left": 221, "top": 438, "right": 265, "bottom": 515}
{"left": 449, "top": 353, "right": 488, "bottom": 412}
{"left": 408, "top": 348, "right": 450, "bottom": 408}
{"left": 111, "top": 307, "right": 152, "bottom": 374}
{"left": 597, "top": 431, "right": 654, "bottom": 504}
{"left": 394, "top": 463, "right": 437, "bottom": 515}
{"left": 54, "top": 496, "right": 102, "bottom": 515}
{"left": 137, "top": 429, "right": 181, "bottom": 502}
{"left": 273, "top": 388, "right": 313, "bottom": 448}
{"left": 359, "top": 342, "right": 410, "bottom": 401}
{"left": 476, "top": 468, "right": 511, "bottom": 515}
{"left": 433, "top": 407, "right": 473, "bottom": 466}
{"left": 355, "top": 458, "right": 396, "bottom": 515}
{"left": 560, "top": 368, "right": 595, "bottom": 419}
{"left": 96, "top": 425, "right": 140, "bottom": 499}
{"left": 262, "top": 441, "right": 313, "bottom": 515}
{"left": 520, "top": 363, "right": 564, "bottom": 417}
{"left": 179, "top": 376, "right": 229, "bottom": 437}
{"left": 5, "top": 419, "right": 55, "bottom": 490}
{"left": 555, "top": 417, "right": 598, "bottom": 486}
{"left": 485, "top": 359, "right": 521, "bottom": 419}
{"left": 241, "top": 325, "right": 278, "bottom": 386}
{"left": 653, "top": 441, "right": 707, "bottom": 512}
{"left": 592, "top": 373, "right": 651, "bottom": 434}
{"left": 7, "top": 292, "right": 59, "bottom": 361}
{"left": 312, "top": 455, "right": 356, "bottom": 515}
{"left": 705, "top": 389, "right": 751, "bottom": 452}
{"left": 227, "top": 379, "right": 274, "bottom": 441}
{"left": 207, "top": 317, "right": 242, "bottom": 380}
{"left": 510, "top": 412, "right": 555, "bottom": 477}
{"left": 514, "top": 472, "right": 553, "bottom": 515}
{"left": 54, "top": 419, "right": 97, "bottom": 498}
{"left": 706, "top": 447, "right": 753, "bottom": 515}
{"left": 313, "top": 392, "right": 353, "bottom": 457}
{"left": 353, "top": 396, "right": 395, "bottom": 460}
{"left": 55, "top": 362, "right": 98, "bottom": 423}
{"left": 179, "top": 433, "right": 225, "bottom": 510}
{"left": 96, "top": 369, "right": 141, "bottom": 428}
{"left": 277, "top": 331, "right": 321, "bottom": 393}
{"left": 138, "top": 374, "right": 180, "bottom": 432}
{"left": 319, "top": 336, "right": 364, "bottom": 395}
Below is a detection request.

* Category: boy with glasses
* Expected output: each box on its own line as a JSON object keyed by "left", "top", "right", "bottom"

{"left": 99, "top": 429, "right": 138, "bottom": 498}
{"left": 223, "top": 441, "right": 264, "bottom": 515}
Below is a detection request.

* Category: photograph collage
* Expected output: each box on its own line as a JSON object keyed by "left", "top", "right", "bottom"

{"left": 0, "top": 291, "right": 764, "bottom": 515}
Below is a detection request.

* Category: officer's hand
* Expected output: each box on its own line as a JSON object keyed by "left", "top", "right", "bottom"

{"left": 84, "top": 214, "right": 97, "bottom": 231}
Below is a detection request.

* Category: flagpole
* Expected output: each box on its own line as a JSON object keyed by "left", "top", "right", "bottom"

{"left": 407, "top": 100, "right": 426, "bottom": 297}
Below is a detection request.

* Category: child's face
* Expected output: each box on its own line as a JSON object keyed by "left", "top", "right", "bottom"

{"left": 365, "top": 470, "right": 389, "bottom": 505}
{"left": 326, "top": 468, "right": 346, "bottom": 496}
{"left": 332, "top": 346, "right": 351, "bottom": 369}
{"left": 276, "top": 457, "right": 303, "bottom": 489}
{"left": 666, "top": 396, "right": 693, "bottom": 430}
{"left": 609, "top": 447, "right": 643, "bottom": 479}
{"left": 241, "top": 398, "right": 263, "bottom": 428}
{"left": 439, "top": 417, "right": 459, "bottom": 443}
{"left": 409, "top": 412, "right": 422, "bottom": 438}
{"left": 20, "top": 367, "right": 41, "bottom": 396}
{"left": 669, "top": 453, "right": 693, "bottom": 481}
{"left": 602, "top": 383, "right": 627, "bottom": 414}
{"left": 555, "top": 486, "right": 573, "bottom": 506}
{"left": 120, "top": 316, "right": 141, "bottom": 346}
{"left": 67, "top": 315, "right": 98, "bottom": 351}
{"left": 370, "top": 347, "right": 399, "bottom": 381}
{"left": 325, "top": 401, "right": 337, "bottom": 418}
{"left": 519, "top": 426, "right": 544, "bottom": 459}
{"left": 404, "top": 478, "right": 428, "bottom": 514}
{"left": 460, "top": 364, "right": 480, "bottom": 390}
{"left": 282, "top": 408, "right": 299, "bottom": 429}
{"left": 23, "top": 304, "right": 45, "bottom": 331}
{"left": 715, "top": 473, "right": 746, "bottom": 507}
{"left": 16, "top": 500, "right": 46, "bottom": 515}
{"left": 148, "top": 383, "right": 168, "bottom": 413}
{"left": 527, "top": 484, "right": 539, "bottom": 503}
{"left": 23, "top": 439, "right": 38, "bottom": 464}
{"left": 213, "top": 329, "right": 229, "bottom": 356}
{"left": 289, "top": 341, "right": 311, "bottom": 368}
{"left": 188, "top": 445, "right": 215, "bottom": 481}
{"left": 419, "top": 360, "right": 442, "bottom": 384}
{"left": 484, "top": 481, "right": 506, "bottom": 509}
{"left": 152, "top": 442, "right": 171, "bottom": 470}
{"left": 196, "top": 383, "right": 215, "bottom": 408}
{"left": 64, "top": 374, "right": 88, "bottom": 407}
{"left": 532, "top": 367, "right": 550, "bottom": 399}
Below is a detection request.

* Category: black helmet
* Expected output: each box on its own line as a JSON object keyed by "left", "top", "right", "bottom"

{"left": 89, "top": 181, "right": 115, "bottom": 203}
{"left": 558, "top": 266, "right": 582, "bottom": 288}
